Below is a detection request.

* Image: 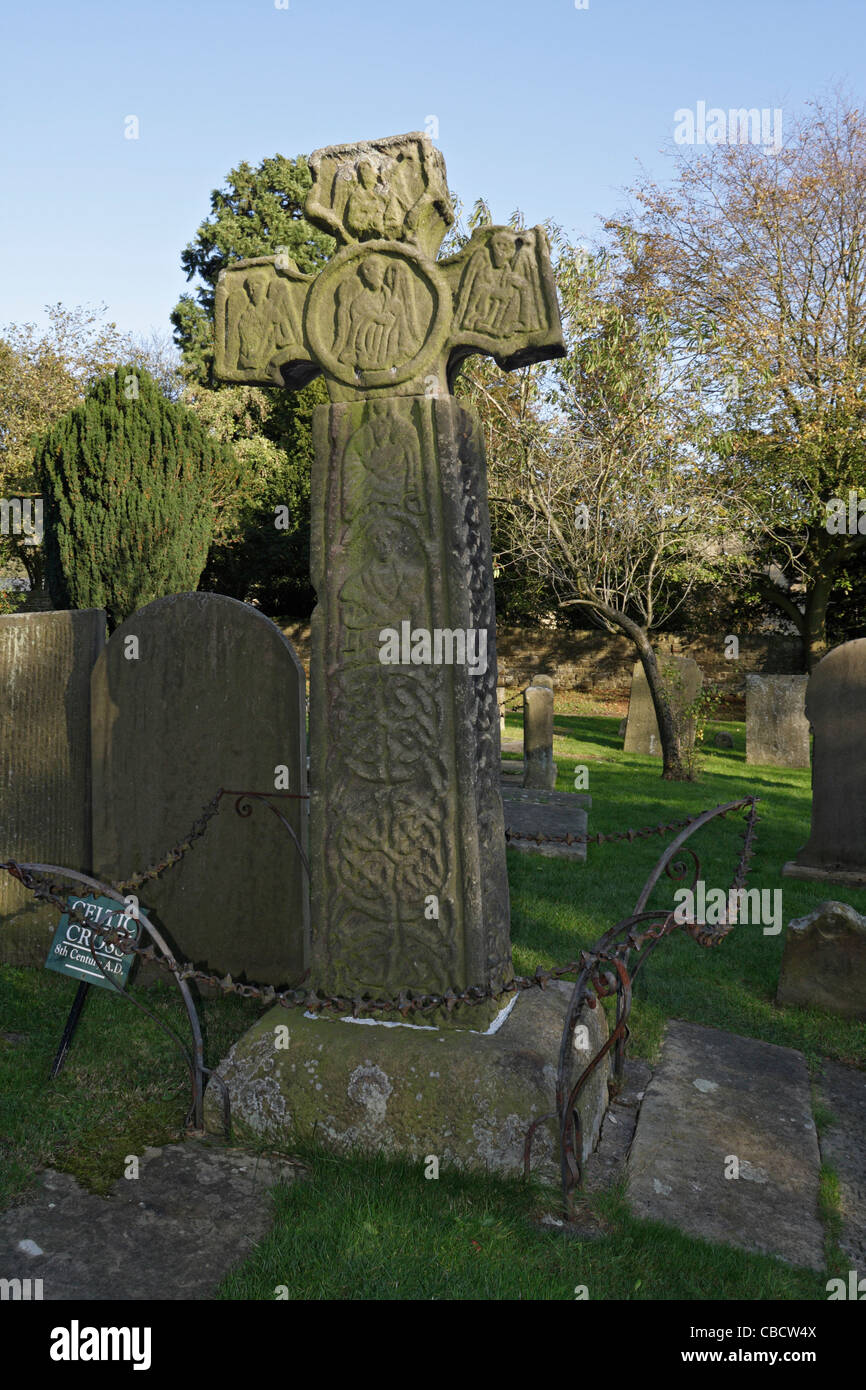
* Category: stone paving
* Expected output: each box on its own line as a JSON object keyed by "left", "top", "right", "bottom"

{"left": 582, "top": 1057, "right": 653, "bottom": 1192}
{"left": 626, "top": 1021, "right": 825, "bottom": 1270}
{"left": 0, "top": 1140, "right": 302, "bottom": 1300}
{"left": 3, "top": 1030, "right": 864, "bottom": 1294}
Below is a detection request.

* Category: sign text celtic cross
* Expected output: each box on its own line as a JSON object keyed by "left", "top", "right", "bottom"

{"left": 215, "top": 132, "right": 564, "bottom": 1003}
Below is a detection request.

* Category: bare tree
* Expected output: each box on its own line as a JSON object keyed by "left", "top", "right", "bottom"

{"left": 624, "top": 91, "right": 866, "bottom": 668}
{"left": 461, "top": 228, "right": 730, "bottom": 778}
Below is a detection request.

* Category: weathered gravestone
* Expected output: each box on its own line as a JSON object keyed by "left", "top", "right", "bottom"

{"left": 523, "top": 674, "right": 556, "bottom": 790}
{"left": 783, "top": 639, "right": 866, "bottom": 886}
{"left": 623, "top": 656, "right": 702, "bottom": 757}
{"left": 746, "top": 674, "right": 809, "bottom": 768}
{"left": 0, "top": 610, "right": 106, "bottom": 966}
{"left": 206, "top": 131, "right": 609, "bottom": 1176}
{"left": 776, "top": 901, "right": 866, "bottom": 1020}
{"left": 91, "top": 593, "right": 309, "bottom": 985}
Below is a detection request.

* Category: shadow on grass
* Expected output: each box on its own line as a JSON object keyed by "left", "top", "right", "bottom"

{"left": 213, "top": 1142, "right": 829, "bottom": 1301}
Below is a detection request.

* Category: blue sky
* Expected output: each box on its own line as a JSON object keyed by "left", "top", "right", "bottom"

{"left": 1, "top": 0, "right": 862, "bottom": 341}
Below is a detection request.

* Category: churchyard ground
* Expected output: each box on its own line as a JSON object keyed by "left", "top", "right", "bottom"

{"left": 1, "top": 711, "right": 859, "bottom": 1301}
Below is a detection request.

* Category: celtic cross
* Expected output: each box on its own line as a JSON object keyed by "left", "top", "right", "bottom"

{"left": 214, "top": 132, "right": 564, "bottom": 1010}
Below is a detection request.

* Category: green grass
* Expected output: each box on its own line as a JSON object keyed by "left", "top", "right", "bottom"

{"left": 0, "top": 968, "right": 261, "bottom": 1205}
{"left": 214, "top": 1147, "right": 827, "bottom": 1302}
{"left": 506, "top": 712, "right": 866, "bottom": 1070}
{"left": 1, "top": 713, "right": 861, "bottom": 1298}
{"left": 818, "top": 1163, "right": 846, "bottom": 1277}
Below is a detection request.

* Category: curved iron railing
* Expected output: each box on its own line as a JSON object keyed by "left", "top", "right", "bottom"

{"left": 2, "top": 789, "right": 758, "bottom": 1210}
{"left": 524, "top": 795, "right": 759, "bottom": 1214}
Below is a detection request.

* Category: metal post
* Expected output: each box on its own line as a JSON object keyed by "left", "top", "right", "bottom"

{"left": 49, "top": 982, "right": 91, "bottom": 1078}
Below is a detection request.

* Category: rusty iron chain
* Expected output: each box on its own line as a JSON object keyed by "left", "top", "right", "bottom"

{"left": 109, "top": 777, "right": 717, "bottom": 878}
{"left": 114, "top": 790, "right": 226, "bottom": 894}
{"left": 3, "top": 796, "right": 759, "bottom": 1021}
{"left": 113, "top": 788, "right": 309, "bottom": 895}
{"left": 506, "top": 810, "right": 709, "bottom": 848}
{"left": 501, "top": 688, "right": 526, "bottom": 708}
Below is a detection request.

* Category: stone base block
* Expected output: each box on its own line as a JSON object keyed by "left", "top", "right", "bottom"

{"left": 502, "top": 787, "right": 591, "bottom": 860}
{"left": 782, "top": 861, "right": 866, "bottom": 888}
{"left": 204, "top": 981, "right": 610, "bottom": 1184}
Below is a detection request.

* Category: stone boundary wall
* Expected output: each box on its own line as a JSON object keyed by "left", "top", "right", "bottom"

{"left": 278, "top": 621, "right": 803, "bottom": 703}
{"left": 496, "top": 631, "right": 804, "bottom": 701}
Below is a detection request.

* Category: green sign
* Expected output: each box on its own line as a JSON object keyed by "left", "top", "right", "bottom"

{"left": 44, "top": 894, "right": 141, "bottom": 991}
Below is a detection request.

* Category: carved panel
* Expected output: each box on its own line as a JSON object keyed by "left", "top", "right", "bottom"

{"left": 305, "top": 242, "right": 449, "bottom": 390}
{"left": 305, "top": 131, "right": 454, "bottom": 259}
{"left": 308, "top": 397, "right": 514, "bottom": 999}
{"left": 443, "top": 225, "right": 566, "bottom": 383}
{"left": 310, "top": 399, "right": 467, "bottom": 996}
{"left": 214, "top": 257, "right": 314, "bottom": 387}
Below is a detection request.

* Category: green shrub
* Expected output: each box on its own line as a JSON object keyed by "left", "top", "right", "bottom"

{"left": 37, "top": 366, "right": 237, "bottom": 627}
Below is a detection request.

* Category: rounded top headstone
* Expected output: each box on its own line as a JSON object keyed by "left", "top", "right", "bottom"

{"left": 805, "top": 638, "right": 866, "bottom": 722}
{"left": 90, "top": 591, "right": 309, "bottom": 985}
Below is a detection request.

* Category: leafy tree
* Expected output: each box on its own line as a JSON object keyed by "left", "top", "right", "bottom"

{"left": 186, "top": 377, "right": 327, "bottom": 616}
{"left": 171, "top": 154, "right": 334, "bottom": 383}
{"left": 0, "top": 307, "right": 187, "bottom": 611}
{"left": 167, "top": 151, "right": 336, "bottom": 616}
{"left": 0, "top": 306, "right": 135, "bottom": 599}
{"left": 37, "top": 366, "right": 238, "bottom": 628}
{"left": 624, "top": 92, "right": 866, "bottom": 668}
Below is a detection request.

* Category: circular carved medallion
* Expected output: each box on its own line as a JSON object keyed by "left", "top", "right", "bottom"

{"left": 305, "top": 240, "right": 450, "bottom": 390}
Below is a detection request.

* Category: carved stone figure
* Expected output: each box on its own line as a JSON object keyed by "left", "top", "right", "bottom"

{"left": 237, "top": 272, "right": 271, "bottom": 368}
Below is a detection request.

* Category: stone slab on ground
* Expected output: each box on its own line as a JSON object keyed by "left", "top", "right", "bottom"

{"left": 501, "top": 760, "right": 525, "bottom": 785}
{"left": 627, "top": 1020, "right": 824, "bottom": 1270}
{"left": 502, "top": 787, "right": 592, "bottom": 859}
{"left": 204, "top": 981, "right": 609, "bottom": 1184}
{"left": 817, "top": 1061, "right": 866, "bottom": 1269}
{"left": 583, "top": 1058, "right": 653, "bottom": 1193}
{"left": 0, "top": 1141, "right": 301, "bottom": 1300}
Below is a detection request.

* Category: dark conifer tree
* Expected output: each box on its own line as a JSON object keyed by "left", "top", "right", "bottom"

{"left": 37, "top": 366, "right": 234, "bottom": 627}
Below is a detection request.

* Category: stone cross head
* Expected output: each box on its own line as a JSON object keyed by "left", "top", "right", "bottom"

{"left": 214, "top": 131, "right": 565, "bottom": 401}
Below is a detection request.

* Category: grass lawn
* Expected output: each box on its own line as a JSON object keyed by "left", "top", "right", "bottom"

{"left": 1, "top": 712, "right": 861, "bottom": 1299}
{"left": 508, "top": 711, "right": 866, "bottom": 1071}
